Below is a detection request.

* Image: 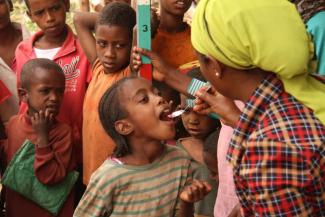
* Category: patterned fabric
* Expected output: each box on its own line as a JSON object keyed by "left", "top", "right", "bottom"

{"left": 74, "top": 145, "right": 192, "bottom": 217}
{"left": 292, "top": 0, "right": 325, "bottom": 22}
{"left": 227, "top": 74, "right": 325, "bottom": 216}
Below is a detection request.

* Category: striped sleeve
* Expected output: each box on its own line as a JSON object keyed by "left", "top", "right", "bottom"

{"left": 187, "top": 78, "right": 207, "bottom": 96}
{"left": 73, "top": 167, "right": 114, "bottom": 217}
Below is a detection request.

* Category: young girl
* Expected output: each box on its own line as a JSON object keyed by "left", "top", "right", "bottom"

{"left": 177, "top": 68, "right": 220, "bottom": 217}
{"left": 74, "top": 77, "right": 211, "bottom": 217}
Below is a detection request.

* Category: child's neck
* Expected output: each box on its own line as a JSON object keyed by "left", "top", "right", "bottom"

{"left": 121, "top": 139, "right": 165, "bottom": 166}
{"left": 34, "top": 26, "right": 68, "bottom": 49}
{"left": 159, "top": 11, "right": 187, "bottom": 33}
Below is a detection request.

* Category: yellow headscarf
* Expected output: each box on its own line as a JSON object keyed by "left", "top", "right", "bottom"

{"left": 191, "top": 0, "right": 325, "bottom": 125}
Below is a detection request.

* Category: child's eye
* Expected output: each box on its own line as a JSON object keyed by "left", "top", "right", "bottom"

{"left": 96, "top": 41, "right": 107, "bottom": 48}
{"left": 51, "top": 5, "right": 61, "bottom": 11}
{"left": 39, "top": 89, "right": 50, "bottom": 95}
{"left": 115, "top": 44, "right": 125, "bottom": 49}
{"left": 33, "top": 10, "right": 44, "bottom": 16}
{"left": 139, "top": 95, "right": 149, "bottom": 104}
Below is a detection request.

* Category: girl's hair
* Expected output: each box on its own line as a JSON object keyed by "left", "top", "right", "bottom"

{"left": 98, "top": 76, "right": 138, "bottom": 158}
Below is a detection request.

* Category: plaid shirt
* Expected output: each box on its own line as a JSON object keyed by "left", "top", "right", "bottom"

{"left": 291, "top": 0, "right": 325, "bottom": 22}
{"left": 227, "top": 74, "right": 325, "bottom": 216}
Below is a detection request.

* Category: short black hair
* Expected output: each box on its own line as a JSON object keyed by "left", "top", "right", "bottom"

{"left": 20, "top": 58, "right": 64, "bottom": 89}
{"left": 99, "top": 76, "right": 138, "bottom": 158}
{"left": 97, "top": 2, "right": 136, "bottom": 37}
{"left": 203, "top": 129, "right": 220, "bottom": 157}
{"left": 24, "top": 0, "right": 65, "bottom": 10}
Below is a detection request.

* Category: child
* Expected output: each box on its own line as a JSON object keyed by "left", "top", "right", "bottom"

{"left": 74, "top": 77, "right": 211, "bottom": 217}
{"left": 15, "top": 0, "right": 91, "bottom": 164}
{"left": 0, "top": 0, "right": 23, "bottom": 69}
{"left": 0, "top": 0, "right": 23, "bottom": 122}
{"left": 73, "top": 2, "right": 135, "bottom": 185}
{"left": 152, "top": 0, "right": 196, "bottom": 68}
{"left": 4, "top": 58, "right": 75, "bottom": 217}
{"left": 177, "top": 68, "right": 219, "bottom": 217}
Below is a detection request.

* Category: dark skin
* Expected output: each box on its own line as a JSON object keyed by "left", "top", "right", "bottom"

{"left": 132, "top": 47, "right": 242, "bottom": 127}
{"left": 18, "top": 67, "right": 65, "bottom": 147}
{"left": 0, "top": 0, "right": 23, "bottom": 67}
{"left": 26, "top": 0, "right": 70, "bottom": 49}
{"left": 73, "top": 12, "right": 132, "bottom": 74}
{"left": 113, "top": 78, "right": 212, "bottom": 216}
{"left": 158, "top": 0, "right": 191, "bottom": 33}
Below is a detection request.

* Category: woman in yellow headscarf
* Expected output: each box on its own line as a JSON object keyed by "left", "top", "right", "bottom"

{"left": 191, "top": 0, "right": 325, "bottom": 216}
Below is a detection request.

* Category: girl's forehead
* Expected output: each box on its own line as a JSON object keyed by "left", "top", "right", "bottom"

{"left": 120, "top": 78, "right": 151, "bottom": 97}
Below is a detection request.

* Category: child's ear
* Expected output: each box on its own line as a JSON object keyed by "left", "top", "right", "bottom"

{"left": 8, "top": 0, "right": 13, "bottom": 12}
{"left": 26, "top": 10, "right": 32, "bottom": 20}
{"left": 64, "top": 0, "right": 70, "bottom": 12}
{"left": 18, "top": 88, "right": 28, "bottom": 103}
{"left": 115, "top": 119, "right": 134, "bottom": 136}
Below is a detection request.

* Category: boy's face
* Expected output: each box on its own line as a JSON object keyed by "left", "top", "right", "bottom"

{"left": 27, "top": 0, "right": 68, "bottom": 37}
{"left": 0, "top": 0, "right": 11, "bottom": 29}
{"left": 180, "top": 94, "right": 215, "bottom": 139}
{"left": 95, "top": 24, "right": 132, "bottom": 73}
{"left": 203, "top": 151, "right": 218, "bottom": 181}
{"left": 118, "top": 78, "right": 175, "bottom": 141}
{"left": 160, "top": 0, "right": 192, "bottom": 17}
{"left": 19, "top": 67, "right": 65, "bottom": 117}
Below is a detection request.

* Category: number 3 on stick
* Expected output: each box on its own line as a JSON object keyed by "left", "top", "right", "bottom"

{"left": 137, "top": 0, "right": 152, "bottom": 81}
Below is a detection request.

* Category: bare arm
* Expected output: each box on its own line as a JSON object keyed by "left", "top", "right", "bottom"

{"left": 132, "top": 47, "right": 192, "bottom": 94}
{"left": 73, "top": 12, "right": 98, "bottom": 65}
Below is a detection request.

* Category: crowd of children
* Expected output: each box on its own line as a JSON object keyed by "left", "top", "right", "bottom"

{"left": 0, "top": 0, "right": 324, "bottom": 216}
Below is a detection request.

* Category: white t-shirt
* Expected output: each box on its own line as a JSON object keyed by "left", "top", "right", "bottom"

{"left": 34, "top": 47, "right": 61, "bottom": 60}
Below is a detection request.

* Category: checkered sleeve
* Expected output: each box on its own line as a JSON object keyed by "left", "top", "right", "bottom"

{"left": 238, "top": 139, "right": 324, "bottom": 217}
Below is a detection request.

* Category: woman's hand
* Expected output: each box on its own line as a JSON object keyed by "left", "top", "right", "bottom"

{"left": 131, "top": 46, "right": 174, "bottom": 82}
{"left": 194, "top": 87, "right": 241, "bottom": 128}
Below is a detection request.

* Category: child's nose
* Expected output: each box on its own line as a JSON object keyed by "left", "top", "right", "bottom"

{"left": 45, "top": 11, "right": 55, "bottom": 23}
{"left": 104, "top": 45, "right": 116, "bottom": 58}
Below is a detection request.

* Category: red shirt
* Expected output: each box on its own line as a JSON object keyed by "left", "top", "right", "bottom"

{"left": 15, "top": 26, "right": 91, "bottom": 163}
{"left": 4, "top": 113, "right": 75, "bottom": 217}
{"left": 0, "top": 80, "right": 11, "bottom": 104}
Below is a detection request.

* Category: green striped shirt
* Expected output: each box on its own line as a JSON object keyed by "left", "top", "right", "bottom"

{"left": 74, "top": 145, "right": 192, "bottom": 217}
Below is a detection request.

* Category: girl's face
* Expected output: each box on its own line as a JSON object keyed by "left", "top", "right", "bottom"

{"left": 121, "top": 78, "right": 176, "bottom": 141}
{"left": 180, "top": 94, "right": 215, "bottom": 139}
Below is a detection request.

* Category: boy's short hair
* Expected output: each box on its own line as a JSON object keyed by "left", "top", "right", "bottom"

{"left": 97, "top": 2, "right": 136, "bottom": 37}
{"left": 23, "top": 0, "right": 64, "bottom": 9}
{"left": 21, "top": 58, "right": 64, "bottom": 89}
{"left": 203, "top": 129, "right": 220, "bottom": 157}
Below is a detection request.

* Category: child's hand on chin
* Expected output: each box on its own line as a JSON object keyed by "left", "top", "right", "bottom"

{"left": 31, "top": 109, "right": 54, "bottom": 147}
{"left": 180, "top": 179, "right": 212, "bottom": 203}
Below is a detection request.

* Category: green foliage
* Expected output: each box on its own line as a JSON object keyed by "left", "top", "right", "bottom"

{"left": 11, "top": 1, "right": 78, "bottom": 34}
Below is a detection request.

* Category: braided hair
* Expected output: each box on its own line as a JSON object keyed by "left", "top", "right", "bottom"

{"left": 98, "top": 76, "right": 138, "bottom": 158}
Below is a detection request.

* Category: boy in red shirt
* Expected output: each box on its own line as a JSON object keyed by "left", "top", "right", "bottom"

{"left": 4, "top": 58, "right": 75, "bottom": 217}
{"left": 15, "top": 0, "right": 91, "bottom": 164}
